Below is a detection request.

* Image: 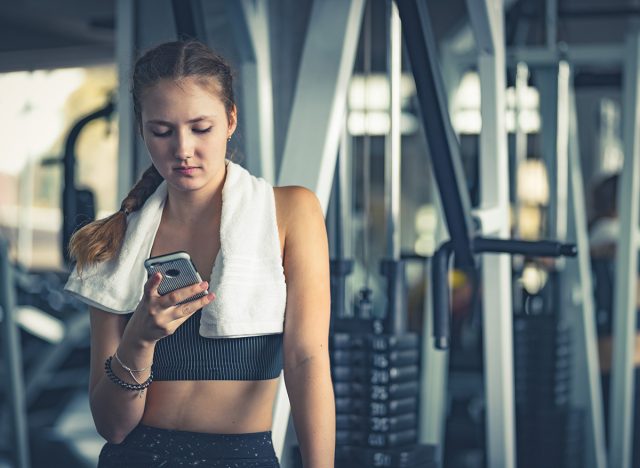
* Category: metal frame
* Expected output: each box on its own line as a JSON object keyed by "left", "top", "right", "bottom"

{"left": 0, "top": 238, "right": 30, "bottom": 468}
{"left": 116, "top": 0, "right": 136, "bottom": 203}
{"left": 562, "top": 73, "right": 608, "bottom": 468}
{"left": 418, "top": 192, "right": 450, "bottom": 466}
{"left": 226, "top": 0, "right": 276, "bottom": 183}
{"left": 278, "top": 0, "right": 366, "bottom": 213}
{"left": 466, "top": 1, "right": 516, "bottom": 467}
{"left": 395, "top": 0, "right": 475, "bottom": 268}
{"left": 385, "top": 0, "right": 402, "bottom": 261}
{"left": 537, "top": 63, "right": 569, "bottom": 242}
{"left": 609, "top": 23, "right": 640, "bottom": 468}
{"left": 453, "top": 44, "right": 626, "bottom": 69}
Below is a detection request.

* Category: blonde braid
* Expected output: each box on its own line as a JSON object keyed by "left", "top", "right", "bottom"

{"left": 68, "top": 165, "right": 163, "bottom": 272}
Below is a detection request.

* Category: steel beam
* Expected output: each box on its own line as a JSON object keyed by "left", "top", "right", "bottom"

{"left": 466, "top": 0, "right": 516, "bottom": 466}
{"left": 609, "top": 23, "right": 640, "bottom": 468}
{"left": 418, "top": 192, "right": 450, "bottom": 467}
{"left": 116, "top": 0, "right": 135, "bottom": 203}
{"left": 395, "top": 0, "right": 475, "bottom": 268}
{"left": 134, "top": 0, "right": 177, "bottom": 180}
{"left": 278, "top": 0, "right": 366, "bottom": 213}
{"left": 385, "top": 0, "right": 402, "bottom": 261}
{"left": 455, "top": 45, "right": 625, "bottom": 69}
{"left": 226, "top": 0, "right": 276, "bottom": 183}
{"left": 564, "top": 82, "right": 608, "bottom": 468}
{"left": 537, "top": 63, "right": 569, "bottom": 242}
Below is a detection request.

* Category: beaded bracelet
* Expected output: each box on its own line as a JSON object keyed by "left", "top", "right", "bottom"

{"left": 104, "top": 356, "right": 153, "bottom": 398}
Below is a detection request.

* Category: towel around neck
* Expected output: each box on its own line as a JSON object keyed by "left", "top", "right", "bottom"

{"left": 64, "top": 159, "right": 287, "bottom": 338}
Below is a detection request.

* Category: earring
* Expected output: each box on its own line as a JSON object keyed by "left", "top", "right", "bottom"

{"left": 227, "top": 136, "right": 231, "bottom": 142}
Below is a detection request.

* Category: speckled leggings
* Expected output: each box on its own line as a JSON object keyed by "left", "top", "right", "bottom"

{"left": 97, "top": 424, "right": 280, "bottom": 467}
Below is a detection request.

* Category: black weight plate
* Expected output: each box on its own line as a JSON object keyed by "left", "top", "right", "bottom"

{"left": 335, "top": 396, "right": 418, "bottom": 417}
{"left": 331, "top": 365, "right": 420, "bottom": 384}
{"left": 333, "top": 381, "right": 420, "bottom": 400}
{"left": 331, "top": 333, "right": 420, "bottom": 351}
{"left": 331, "top": 349, "right": 420, "bottom": 368}
{"left": 336, "top": 429, "right": 418, "bottom": 448}
{"left": 335, "top": 444, "right": 437, "bottom": 468}
{"left": 336, "top": 413, "right": 417, "bottom": 432}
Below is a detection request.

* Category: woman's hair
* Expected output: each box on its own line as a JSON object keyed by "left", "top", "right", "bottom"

{"left": 69, "top": 40, "right": 235, "bottom": 271}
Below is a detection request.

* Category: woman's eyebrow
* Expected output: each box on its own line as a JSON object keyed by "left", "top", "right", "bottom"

{"left": 146, "top": 115, "right": 215, "bottom": 125}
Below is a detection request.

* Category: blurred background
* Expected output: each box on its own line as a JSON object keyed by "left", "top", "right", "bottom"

{"left": 0, "top": 1, "right": 638, "bottom": 467}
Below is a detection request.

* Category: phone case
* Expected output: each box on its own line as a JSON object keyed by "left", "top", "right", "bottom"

{"left": 144, "top": 251, "right": 207, "bottom": 305}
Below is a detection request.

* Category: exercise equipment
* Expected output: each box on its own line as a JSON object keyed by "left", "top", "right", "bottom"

{"left": 58, "top": 100, "right": 115, "bottom": 264}
{"left": 0, "top": 237, "right": 29, "bottom": 468}
{"left": 513, "top": 312, "right": 585, "bottom": 468}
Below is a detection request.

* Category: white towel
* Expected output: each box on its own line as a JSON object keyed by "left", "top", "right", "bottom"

{"left": 64, "top": 160, "right": 287, "bottom": 338}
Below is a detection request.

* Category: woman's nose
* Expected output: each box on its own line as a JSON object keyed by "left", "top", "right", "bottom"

{"left": 174, "top": 130, "right": 195, "bottom": 159}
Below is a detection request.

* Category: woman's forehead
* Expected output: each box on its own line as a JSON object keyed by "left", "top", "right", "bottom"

{"left": 141, "top": 78, "right": 225, "bottom": 119}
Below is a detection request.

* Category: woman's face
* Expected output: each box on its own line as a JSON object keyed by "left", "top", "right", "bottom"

{"left": 140, "top": 77, "right": 236, "bottom": 193}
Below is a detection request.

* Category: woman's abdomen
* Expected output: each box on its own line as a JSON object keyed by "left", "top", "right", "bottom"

{"left": 141, "top": 378, "right": 280, "bottom": 434}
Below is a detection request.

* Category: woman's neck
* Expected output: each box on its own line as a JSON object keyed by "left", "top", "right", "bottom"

{"left": 163, "top": 166, "right": 226, "bottom": 225}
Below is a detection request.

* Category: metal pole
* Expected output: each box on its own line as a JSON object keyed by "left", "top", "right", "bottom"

{"left": 466, "top": 0, "right": 516, "bottom": 466}
{"left": 232, "top": 0, "right": 276, "bottom": 183}
{"left": 385, "top": 0, "right": 401, "bottom": 261}
{"left": 418, "top": 191, "right": 450, "bottom": 467}
{"left": 0, "top": 237, "right": 30, "bottom": 468}
{"left": 537, "top": 64, "right": 560, "bottom": 239}
{"left": 609, "top": 22, "right": 640, "bottom": 468}
{"left": 564, "top": 82, "right": 608, "bottom": 468}
{"left": 116, "top": 0, "right": 135, "bottom": 203}
{"left": 381, "top": 0, "right": 407, "bottom": 335}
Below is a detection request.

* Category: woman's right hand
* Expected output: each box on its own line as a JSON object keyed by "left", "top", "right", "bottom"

{"left": 124, "top": 272, "right": 215, "bottom": 345}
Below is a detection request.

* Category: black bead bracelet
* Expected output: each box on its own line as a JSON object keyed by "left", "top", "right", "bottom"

{"left": 104, "top": 356, "right": 153, "bottom": 395}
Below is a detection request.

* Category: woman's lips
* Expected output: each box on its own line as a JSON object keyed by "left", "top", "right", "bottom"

{"left": 174, "top": 167, "right": 199, "bottom": 175}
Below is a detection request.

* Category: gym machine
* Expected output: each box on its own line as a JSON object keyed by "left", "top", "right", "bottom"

{"left": 0, "top": 237, "right": 30, "bottom": 468}
{"left": 59, "top": 100, "right": 115, "bottom": 265}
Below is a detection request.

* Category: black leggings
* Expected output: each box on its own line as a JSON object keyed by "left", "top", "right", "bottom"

{"left": 98, "top": 424, "right": 280, "bottom": 467}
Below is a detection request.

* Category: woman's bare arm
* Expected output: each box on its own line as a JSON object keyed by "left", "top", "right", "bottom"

{"left": 88, "top": 275, "right": 214, "bottom": 443}
{"left": 278, "top": 186, "right": 335, "bottom": 468}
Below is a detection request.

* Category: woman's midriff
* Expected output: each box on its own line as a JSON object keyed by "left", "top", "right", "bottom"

{"left": 140, "top": 378, "right": 280, "bottom": 433}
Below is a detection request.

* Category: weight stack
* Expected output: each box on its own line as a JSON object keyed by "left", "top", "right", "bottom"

{"left": 513, "top": 314, "right": 584, "bottom": 468}
{"left": 304, "top": 319, "right": 438, "bottom": 468}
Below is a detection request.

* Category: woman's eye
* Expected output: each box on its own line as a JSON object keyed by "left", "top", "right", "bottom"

{"left": 151, "top": 129, "right": 171, "bottom": 137}
{"left": 193, "top": 127, "right": 212, "bottom": 134}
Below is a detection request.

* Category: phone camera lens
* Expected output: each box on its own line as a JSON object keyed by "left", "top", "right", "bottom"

{"left": 165, "top": 268, "right": 180, "bottom": 278}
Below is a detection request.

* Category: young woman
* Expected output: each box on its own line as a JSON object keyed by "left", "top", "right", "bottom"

{"left": 65, "top": 40, "right": 335, "bottom": 467}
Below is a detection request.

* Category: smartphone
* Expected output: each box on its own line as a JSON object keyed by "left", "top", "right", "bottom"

{"left": 144, "top": 251, "right": 208, "bottom": 305}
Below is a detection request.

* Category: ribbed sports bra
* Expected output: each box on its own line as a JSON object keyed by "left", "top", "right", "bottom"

{"left": 146, "top": 310, "right": 283, "bottom": 381}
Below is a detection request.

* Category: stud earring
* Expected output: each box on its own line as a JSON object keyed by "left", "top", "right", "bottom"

{"left": 227, "top": 136, "right": 231, "bottom": 142}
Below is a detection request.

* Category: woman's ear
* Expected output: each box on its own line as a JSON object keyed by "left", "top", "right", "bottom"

{"left": 228, "top": 105, "right": 238, "bottom": 136}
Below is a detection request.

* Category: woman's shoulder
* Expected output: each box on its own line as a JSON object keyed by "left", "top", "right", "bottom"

{"left": 273, "top": 186, "right": 323, "bottom": 232}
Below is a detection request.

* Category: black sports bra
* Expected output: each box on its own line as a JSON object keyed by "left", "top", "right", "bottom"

{"left": 146, "top": 310, "right": 283, "bottom": 381}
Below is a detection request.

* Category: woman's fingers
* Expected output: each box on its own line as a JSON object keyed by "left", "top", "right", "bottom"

{"left": 158, "top": 281, "right": 210, "bottom": 308}
{"left": 144, "top": 272, "right": 163, "bottom": 297}
{"left": 168, "top": 291, "right": 216, "bottom": 322}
